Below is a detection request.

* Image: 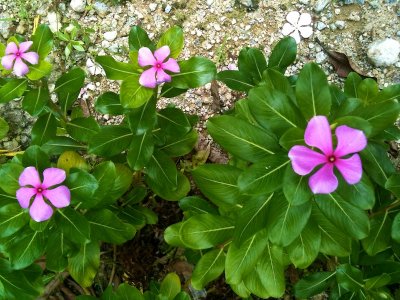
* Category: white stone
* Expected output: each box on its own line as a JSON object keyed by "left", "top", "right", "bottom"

{"left": 316, "top": 21, "right": 327, "bottom": 30}
{"left": 206, "top": 0, "right": 213, "bottom": 5}
{"left": 214, "top": 24, "right": 221, "bottom": 31}
{"left": 104, "top": 31, "right": 117, "bottom": 41}
{"left": 314, "top": 0, "right": 330, "bottom": 13}
{"left": 316, "top": 51, "right": 327, "bottom": 63}
{"left": 367, "top": 38, "right": 400, "bottom": 67}
{"left": 86, "top": 58, "right": 105, "bottom": 76}
{"left": 165, "top": 5, "right": 172, "bottom": 13}
{"left": 47, "top": 12, "right": 61, "bottom": 33}
{"left": 70, "top": 0, "right": 86, "bottom": 12}
{"left": 149, "top": 3, "right": 157, "bottom": 12}
{"left": 335, "top": 20, "right": 345, "bottom": 29}
{"left": 93, "top": 1, "right": 108, "bottom": 17}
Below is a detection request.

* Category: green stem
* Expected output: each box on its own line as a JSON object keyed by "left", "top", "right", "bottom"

{"left": 369, "top": 199, "right": 400, "bottom": 218}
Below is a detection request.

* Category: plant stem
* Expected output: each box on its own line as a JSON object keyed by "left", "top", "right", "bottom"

{"left": 369, "top": 199, "right": 400, "bottom": 218}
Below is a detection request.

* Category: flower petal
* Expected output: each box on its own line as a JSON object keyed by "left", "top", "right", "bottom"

{"left": 139, "top": 67, "right": 157, "bottom": 88}
{"left": 162, "top": 58, "right": 180, "bottom": 73}
{"left": 309, "top": 164, "right": 338, "bottom": 194}
{"left": 13, "top": 57, "right": 29, "bottom": 76}
{"left": 282, "top": 23, "right": 295, "bottom": 36}
{"left": 304, "top": 116, "right": 333, "bottom": 155}
{"left": 154, "top": 45, "right": 171, "bottom": 62}
{"left": 299, "top": 26, "right": 313, "bottom": 38}
{"left": 286, "top": 11, "right": 300, "bottom": 25}
{"left": 42, "top": 168, "right": 66, "bottom": 188}
{"left": 290, "top": 30, "right": 301, "bottom": 44}
{"left": 288, "top": 145, "right": 327, "bottom": 175}
{"left": 5, "top": 42, "right": 18, "bottom": 54}
{"left": 298, "top": 13, "right": 312, "bottom": 26}
{"left": 335, "top": 154, "right": 363, "bottom": 185}
{"left": 16, "top": 187, "right": 36, "bottom": 208}
{"left": 334, "top": 125, "right": 367, "bottom": 157}
{"left": 43, "top": 185, "right": 71, "bottom": 208}
{"left": 18, "top": 41, "right": 33, "bottom": 53}
{"left": 19, "top": 167, "right": 41, "bottom": 187}
{"left": 156, "top": 69, "right": 172, "bottom": 84}
{"left": 21, "top": 52, "right": 39, "bottom": 65}
{"left": 138, "top": 47, "right": 156, "bottom": 67}
{"left": 1, "top": 54, "right": 15, "bottom": 70}
{"left": 29, "top": 194, "right": 53, "bottom": 222}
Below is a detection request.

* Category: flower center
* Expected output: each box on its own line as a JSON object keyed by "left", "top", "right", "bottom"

{"left": 36, "top": 186, "right": 44, "bottom": 194}
{"left": 155, "top": 62, "right": 162, "bottom": 69}
{"left": 328, "top": 156, "right": 336, "bottom": 163}
{"left": 15, "top": 51, "right": 21, "bottom": 57}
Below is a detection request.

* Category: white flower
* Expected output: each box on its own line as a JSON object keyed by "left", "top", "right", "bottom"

{"left": 281, "top": 11, "right": 313, "bottom": 44}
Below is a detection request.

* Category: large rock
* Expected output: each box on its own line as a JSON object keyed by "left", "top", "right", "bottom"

{"left": 70, "top": 0, "right": 86, "bottom": 12}
{"left": 367, "top": 38, "right": 400, "bottom": 67}
{"left": 0, "top": 12, "right": 12, "bottom": 39}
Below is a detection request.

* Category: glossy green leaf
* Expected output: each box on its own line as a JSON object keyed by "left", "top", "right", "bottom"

{"left": 90, "top": 161, "right": 116, "bottom": 202}
{"left": 216, "top": 70, "right": 254, "bottom": 92}
{"left": 361, "top": 213, "right": 391, "bottom": 256}
{"left": 371, "top": 84, "right": 400, "bottom": 104}
{"left": 159, "top": 273, "right": 181, "bottom": 300}
{"left": 66, "top": 169, "right": 99, "bottom": 206}
{"left": 129, "top": 25, "right": 153, "bottom": 51}
{"left": 279, "top": 127, "right": 304, "bottom": 150}
{"left": 191, "top": 248, "right": 225, "bottom": 290}
{"left": 364, "top": 273, "right": 391, "bottom": 290}
{"left": 160, "top": 82, "right": 187, "bottom": 98}
{"left": 392, "top": 212, "right": 400, "bottom": 243}
{"left": 0, "top": 163, "right": 24, "bottom": 194}
{"left": 237, "top": 47, "right": 267, "bottom": 83}
{"left": 57, "top": 150, "right": 89, "bottom": 174}
{"left": 120, "top": 75, "right": 154, "bottom": 108}
{"left": 86, "top": 209, "right": 136, "bottom": 244}
{"left": 238, "top": 156, "right": 290, "bottom": 195}
{"left": 66, "top": 117, "right": 100, "bottom": 143}
{"left": 226, "top": 230, "right": 269, "bottom": 285}
{"left": 0, "top": 204, "right": 29, "bottom": 238}
{"left": 179, "top": 196, "right": 218, "bottom": 215}
{"left": 296, "top": 62, "right": 331, "bottom": 119}
{"left": 344, "top": 72, "right": 362, "bottom": 98}
{"left": 145, "top": 150, "right": 178, "bottom": 189}
{"left": 45, "top": 228, "right": 73, "bottom": 272}
{"left": 283, "top": 165, "right": 312, "bottom": 206}
{"left": 126, "top": 132, "right": 154, "bottom": 171}
{"left": 95, "top": 92, "right": 124, "bottom": 115}
{"left": 146, "top": 169, "right": 189, "bottom": 201}
{"left": 159, "top": 130, "right": 198, "bottom": 157}
{"left": 68, "top": 242, "right": 100, "bottom": 287}
{"left": 294, "top": 272, "right": 336, "bottom": 298}
{"left": 55, "top": 68, "right": 85, "bottom": 94}
{"left": 31, "top": 113, "right": 57, "bottom": 145}
{"left": 56, "top": 208, "right": 90, "bottom": 244}
{"left": 357, "top": 78, "right": 379, "bottom": 104}
{"left": 192, "top": 164, "right": 245, "bottom": 208}
{"left": 31, "top": 24, "right": 53, "bottom": 58}
{"left": 41, "top": 136, "right": 86, "bottom": 155}
{"left": 157, "top": 26, "right": 184, "bottom": 58}
{"left": 262, "top": 68, "right": 296, "bottom": 102}
{"left": 336, "top": 175, "right": 375, "bottom": 210}
{"left": 127, "top": 96, "right": 156, "bottom": 135}
{"left": 0, "top": 117, "right": 9, "bottom": 140}
{"left": 116, "top": 283, "right": 145, "bottom": 299}
{"left": 22, "top": 145, "right": 50, "bottom": 171}
{"left": 230, "top": 282, "right": 251, "bottom": 299}
{"left": 0, "top": 79, "right": 27, "bottom": 104}
{"left": 336, "top": 264, "right": 364, "bottom": 291}
{"left": 164, "top": 222, "right": 186, "bottom": 247}
{"left": 88, "top": 126, "right": 133, "bottom": 157}
{"left": 385, "top": 174, "right": 400, "bottom": 199}
{"left": 180, "top": 214, "right": 234, "bottom": 249}
{"left": 157, "top": 107, "right": 191, "bottom": 136}
{"left": 207, "top": 115, "right": 278, "bottom": 162}
{"left": 22, "top": 86, "right": 49, "bottom": 116}
{"left": 268, "top": 36, "right": 297, "bottom": 73}
{"left": 58, "top": 90, "right": 81, "bottom": 116}
{"left": 26, "top": 60, "right": 52, "bottom": 80}
{"left": 171, "top": 57, "right": 216, "bottom": 89}
{"left": 105, "top": 164, "right": 133, "bottom": 204}
{"left": 96, "top": 56, "right": 138, "bottom": 80}
{"left": 333, "top": 116, "right": 372, "bottom": 137}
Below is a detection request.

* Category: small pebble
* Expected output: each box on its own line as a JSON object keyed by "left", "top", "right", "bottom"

{"left": 316, "top": 51, "right": 327, "bottom": 63}
{"left": 314, "top": 0, "right": 330, "bottom": 13}
{"left": 335, "top": 20, "right": 345, "bottom": 29}
{"left": 367, "top": 38, "right": 400, "bottom": 67}
{"left": 316, "top": 21, "right": 327, "bottom": 30}
{"left": 164, "top": 5, "right": 172, "bottom": 13}
{"left": 103, "top": 31, "right": 117, "bottom": 42}
{"left": 70, "top": 0, "right": 86, "bottom": 12}
{"left": 149, "top": 3, "right": 157, "bottom": 12}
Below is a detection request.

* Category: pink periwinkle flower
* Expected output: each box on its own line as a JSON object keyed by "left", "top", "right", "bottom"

{"left": 288, "top": 116, "right": 367, "bottom": 194}
{"left": 16, "top": 167, "right": 71, "bottom": 222}
{"left": 1, "top": 41, "right": 39, "bottom": 77}
{"left": 138, "top": 45, "right": 180, "bottom": 88}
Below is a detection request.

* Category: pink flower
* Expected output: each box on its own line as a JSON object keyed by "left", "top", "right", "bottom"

{"left": 288, "top": 116, "right": 367, "bottom": 194}
{"left": 1, "top": 41, "right": 39, "bottom": 77}
{"left": 16, "top": 167, "right": 71, "bottom": 222}
{"left": 138, "top": 45, "right": 180, "bottom": 88}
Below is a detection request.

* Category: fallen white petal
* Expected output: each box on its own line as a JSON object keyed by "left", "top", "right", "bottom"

{"left": 282, "top": 23, "right": 295, "bottom": 35}
{"left": 299, "top": 26, "right": 313, "bottom": 38}
{"left": 286, "top": 11, "right": 300, "bottom": 25}
{"left": 298, "top": 13, "right": 312, "bottom": 26}
{"left": 290, "top": 30, "right": 301, "bottom": 44}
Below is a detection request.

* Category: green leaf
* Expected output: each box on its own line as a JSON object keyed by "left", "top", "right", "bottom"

{"left": 238, "top": 156, "right": 291, "bottom": 195}
{"left": 22, "top": 87, "right": 49, "bottom": 116}
{"left": 127, "top": 132, "right": 154, "bottom": 171}
{"left": 357, "top": 78, "right": 379, "bottom": 104}
{"left": 66, "top": 169, "right": 99, "bottom": 206}
{"left": 171, "top": 57, "right": 216, "bottom": 89}
{"left": 0, "top": 79, "right": 27, "bottom": 103}
{"left": 31, "top": 113, "right": 58, "bottom": 145}
{"left": 107, "top": 164, "right": 133, "bottom": 204}
{"left": 68, "top": 242, "right": 100, "bottom": 287}
{"left": 66, "top": 117, "right": 100, "bottom": 143}
{"left": 336, "top": 264, "right": 364, "bottom": 292}
{"left": 90, "top": 161, "right": 116, "bottom": 202}
{"left": 180, "top": 214, "right": 234, "bottom": 249}
{"left": 86, "top": 209, "right": 136, "bottom": 244}
{"left": 8, "top": 229, "right": 46, "bottom": 269}
{"left": 233, "top": 194, "right": 274, "bottom": 246}
{"left": 159, "top": 130, "right": 198, "bottom": 157}
{"left": 0, "top": 117, "right": 9, "bottom": 140}
{"left": 237, "top": 48, "right": 267, "bottom": 83}
{"left": 287, "top": 219, "right": 321, "bottom": 268}
{"left": 364, "top": 273, "right": 391, "bottom": 290}
{"left": 145, "top": 150, "right": 178, "bottom": 189}
{"left": 333, "top": 116, "right": 372, "bottom": 137}
{"left": 88, "top": 126, "right": 133, "bottom": 157}
{"left": 164, "top": 222, "right": 186, "bottom": 247}
{"left": 392, "top": 212, "right": 400, "bottom": 243}
{"left": 216, "top": 70, "right": 254, "bottom": 92}
{"left": 157, "top": 107, "right": 191, "bottom": 137}
{"left": 95, "top": 56, "right": 138, "bottom": 80}
{"left": 283, "top": 165, "right": 312, "bottom": 206}
{"left": 296, "top": 62, "right": 331, "bottom": 119}
{"left": 116, "top": 283, "right": 144, "bottom": 300}
{"left": 120, "top": 75, "right": 154, "bottom": 108}
{"left": 294, "top": 272, "right": 336, "bottom": 298}
{"left": 160, "top": 83, "right": 187, "bottom": 98}
{"left": 41, "top": 136, "right": 86, "bottom": 155}
{"left": 268, "top": 36, "right": 297, "bottom": 73}
{"left": 248, "top": 86, "right": 304, "bottom": 135}
{"left": 226, "top": 230, "right": 269, "bottom": 285}
{"left": 279, "top": 127, "right": 305, "bottom": 150}
{"left": 262, "top": 68, "right": 296, "bottom": 102}
{"left": 31, "top": 24, "right": 53, "bottom": 58}
{"left": 129, "top": 25, "right": 153, "bottom": 51}
{"left": 344, "top": 73, "right": 363, "bottom": 99}
{"left": 95, "top": 92, "right": 124, "bottom": 115}
{"left": 192, "top": 164, "right": 245, "bottom": 208}
{"left": 22, "top": 145, "right": 50, "bottom": 171}
{"left": 361, "top": 213, "right": 391, "bottom": 256}
{"left": 179, "top": 196, "right": 218, "bottom": 215}
{"left": 191, "top": 248, "right": 225, "bottom": 290}
{"left": 127, "top": 96, "right": 157, "bottom": 135}
{"left": 336, "top": 175, "right": 375, "bottom": 210}
{"left": 315, "top": 193, "right": 370, "bottom": 240}
{"left": 371, "top": 83, "right": 400, "bottom": 104}
{"left": 56, "top": 208, "right": 91, "bottom": 244}
{"left": 0, "top": 204, "right": 29, "bottom": 238}
{"left": 159, "top": 273, "right": 181, "bottom": 300}
{"left": 26, "top": 60, "right": 52, "bottom": 80}
{"left": 58, "top": 90, "right": 81, "bottom": 116}
{"left": 45, "top": 229, "right": 71, "bottom": 272}
{"left": 55, "top": 68, "right": 85, "bottom": 94}
{"left": 0, "top": 163, "right": 24, "bottom": 194}
{"left": 385, "top": 174, "right": 400, "bottom": 198}
{"left": 207, "top": 115, "right": 278, "bottom": 162}
{"left": 157, "top": 26, "right": 184, "bottom": 58}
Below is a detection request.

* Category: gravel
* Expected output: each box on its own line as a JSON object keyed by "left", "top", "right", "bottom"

{"left": 70, "top": 0, "right": 86, "bottom": 13}
{"left": 367, "top": 38, "right": 400, "bottom": 67}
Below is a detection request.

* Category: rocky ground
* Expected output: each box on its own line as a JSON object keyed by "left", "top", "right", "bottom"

{"left": 0, "top": 0, "right": 400, "bottom": 298}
